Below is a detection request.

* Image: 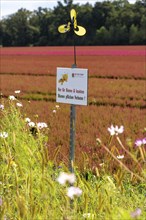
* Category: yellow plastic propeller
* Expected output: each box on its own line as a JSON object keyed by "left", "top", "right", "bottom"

{"left": 70, "top": 9, "right": 76, "bottom": 23}
{"left": 58, "top": 23, "right": 70, "bottom": 33}
{"left": 58, "top": 9, "right": 86, "bottom": 36}
{"left": 74, "top": 26, "right": 86, "bottom": 36}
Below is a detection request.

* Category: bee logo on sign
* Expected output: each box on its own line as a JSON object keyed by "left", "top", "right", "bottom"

{"left": 56, "top": 67, "right": 88, "bottom": 106}
{"left": 58, "top": 74, "right": 68, "bottom": 85}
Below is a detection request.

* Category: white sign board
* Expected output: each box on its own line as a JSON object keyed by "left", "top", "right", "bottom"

{"left": 56, "top": 67, "right": 88, "bottom": 105}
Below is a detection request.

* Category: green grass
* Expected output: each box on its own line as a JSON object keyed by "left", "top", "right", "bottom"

{"left": 0, "top": 98, "right": 146, "bottom": 220}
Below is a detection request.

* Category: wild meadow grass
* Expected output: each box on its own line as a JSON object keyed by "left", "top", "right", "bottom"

{"left": 0, "top": 96, "right": 146, "bottom": 220}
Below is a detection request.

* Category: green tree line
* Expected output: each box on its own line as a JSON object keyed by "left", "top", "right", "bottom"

{"left": 0, "top": 0, "right": 146, "bottom": 46}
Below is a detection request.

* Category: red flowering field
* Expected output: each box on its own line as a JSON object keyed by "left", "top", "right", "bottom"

{"left": 0, "top": 46, "right": 145, "bottom": 167}
{"left": 1, "top": 46, "right": 145, "bottom": 78}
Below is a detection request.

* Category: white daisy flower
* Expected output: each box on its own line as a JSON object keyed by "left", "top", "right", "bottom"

{"left": 16, "top": 103, "right": 23, "bottom": 107}
{"left": 37, "top": 122, "right": 48, "bottom": 129}
{"left": 108, "top": 124, "right": 115, "bottom": 136}
{"left": 117, "top": 155, "right": 124, "bottom": 159}
{"left": 99, "top": 163, "right": 104, "bottom": 167}
{"left": 114, "top": 125, "right": 124, "bottom": 135}
{"left": 67, "top": 186, "right": 82, "bottom": 199}
{"left": 9, "top": 95, "right": 16, "bottom": 100}
{"left": 0, "top": 104, "right": 4, "bottom": 110}
{"left": 83, "top": 213, "right": 95, "bottom": 219}
{"left": 108, "top": 125, "right": 124, "bottom": 136}
{"left": 0, "top": 132, "right": 8, "bottom": 138}
{"left": 25, "top": 117, "right": 31, "bottom": 123}
{"left": 57, "top": 172, "right": 76, "bottom": 185}
{"left": 28, "top": 122, "right": 35, "bottom": 127}
{"left": 14, "top": 90, "right": 21, "bottom": 94}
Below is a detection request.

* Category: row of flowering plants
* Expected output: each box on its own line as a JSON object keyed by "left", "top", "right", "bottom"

{"left": 0, "top": 94, "right": 146, "bottom": 219}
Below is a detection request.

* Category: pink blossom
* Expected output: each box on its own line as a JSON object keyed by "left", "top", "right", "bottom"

{"left": 142, "top": 138, "right": 146, "bottom": 145}
{"left": 135, "top": 139, "right": 143, "bottom": 147}
{"left": 0, "top": 197, "right": 2, "bottom": 206}
{"left": 135, "top": 138, "right": 146, "bottom": 147}
{"left": 130, "top": 208, "right": 142, "bottom": 218}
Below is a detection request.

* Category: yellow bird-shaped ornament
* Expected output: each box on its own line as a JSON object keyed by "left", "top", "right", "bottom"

{"left": 58, "top": 9, "right": 86, "bottom": 36}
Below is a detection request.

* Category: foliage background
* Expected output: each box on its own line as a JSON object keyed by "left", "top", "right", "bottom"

{"left": 0, "top": 0, "right": 146, "bottom": 46}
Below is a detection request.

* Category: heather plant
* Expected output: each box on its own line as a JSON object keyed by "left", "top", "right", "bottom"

{"left": 0, "top": 97, "right": 146, "bottom": 220}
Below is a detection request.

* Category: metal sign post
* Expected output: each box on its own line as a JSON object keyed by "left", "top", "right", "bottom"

{"left": 69, "top": 32, "right": 77, "bottom": 173}
{"left": 57, "top": 9, "right": 87, "bottom": 173}
{"left": 69, "top": 63, "right": 76, "bottom": 173}
{"left": 69, "top": 103, "right": 76, "bottom": 173}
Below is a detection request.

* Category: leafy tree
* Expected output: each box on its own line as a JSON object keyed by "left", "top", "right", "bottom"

{"left": 0, "top": 21, "right": 3, "bottom": 45}
{"left": 1, "top": 0, "right": 146, "bottom": 46}
{"left": 129, "top": 24, "right": 139, "bottom": 44}
{"left": 138, "top": 15, "right": 146, "bottom": 44}
{"left": 2, "top": 9, "right": 34, "bottom": 46}
{"left": 30, "top": 7, "right": 53, "bottom": 46}
{"left": 95, "top": 26, "right": 109, "bottom": 45}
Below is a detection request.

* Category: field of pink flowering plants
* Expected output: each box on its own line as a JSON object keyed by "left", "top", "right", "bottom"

{"left": 0, "top": 46, "right": 146, "bottom": 219}
{"left": 1, "top": 46, "right": 145, "bottom": 165}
